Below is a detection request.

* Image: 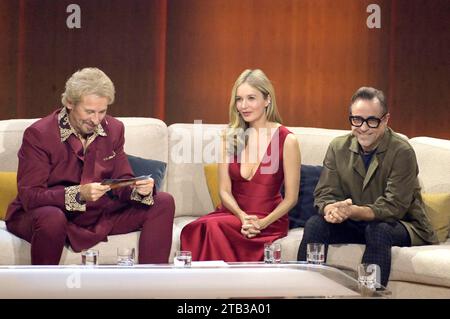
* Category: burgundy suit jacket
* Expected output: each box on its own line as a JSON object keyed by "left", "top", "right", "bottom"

{"left": 6, "top": 109, "right": 142, "bottom": 251}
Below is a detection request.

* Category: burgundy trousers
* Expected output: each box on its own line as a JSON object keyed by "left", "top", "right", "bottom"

{"left": 6, "top": 192, "right": 175, "bottom": 265}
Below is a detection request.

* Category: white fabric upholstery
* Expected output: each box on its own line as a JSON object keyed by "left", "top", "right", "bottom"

{"left": 388, "top": 280, "right": 450, "bottom": 299}
{"left": 117, "top": 117, "right": 169, "bottom": 191}
{"left": 167, "top": 124, "right": 225, "bottom": 217}
{"left": 171, "top": 216, "right": 198, "bottom": 262}
{"left": 118, "top": 117, "right": 168, "bottom": 162}
{"left": 0, "top": 119, "right": 39, "bottom": 171}
{"left": 0, "top": 118, "right": 167, "bottom": 265}
{"left": 0, "top": 220, "right": 31, "bottom": 264}
{"left": 0, "top": 118, "right": 449, "bottom": 298}
{"left": 390, "top": 240, "right": 450, "bottom": 286}
{"left": 0, "top": 220, "right": 140, "bottom": 265}
{"left": 410, "top": 137, "right": 450, "bottom": 193}
{"left": 287, "top": 126, "right": 350, "bottom": 165}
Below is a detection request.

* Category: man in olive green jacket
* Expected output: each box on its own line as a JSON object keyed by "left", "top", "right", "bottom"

{"left": 297, "top": 87, "right": 437, "bottom": 287}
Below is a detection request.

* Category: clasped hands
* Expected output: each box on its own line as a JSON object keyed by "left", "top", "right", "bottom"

{"left": 80, "top": 178, "right": 154, "bottom": 202}
{"left": 240, "top": 215, "right": 267, "bottom": 239}
{"left": 324, "top": 198, "right": 353, "bottom": 224}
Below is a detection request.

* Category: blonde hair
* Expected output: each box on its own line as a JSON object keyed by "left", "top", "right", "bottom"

{"left": 61, "top": 67, "right": 115, "bottom": 107}
{"left": 225, "top": 69, "right": 282, "bottom": 155}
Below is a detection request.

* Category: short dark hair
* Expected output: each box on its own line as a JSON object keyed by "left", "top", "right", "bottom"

{"left": 350, "top": 87, "right": 387, "bottom": 114}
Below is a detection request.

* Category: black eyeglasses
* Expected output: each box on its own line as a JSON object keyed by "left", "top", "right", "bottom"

{"left": 349, "top": 113, "right": 387, "bottom": 128}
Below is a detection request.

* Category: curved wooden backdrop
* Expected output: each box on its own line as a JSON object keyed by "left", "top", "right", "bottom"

{"left": 0, "top": 0, "right": 449, "bottom": 139}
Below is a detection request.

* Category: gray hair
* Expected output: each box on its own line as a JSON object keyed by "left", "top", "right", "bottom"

{"left": 350, "top": 86, "right": 387, "bottom": 114}
{"left": 61, "top": 67, "right": 115, "bottom": 107}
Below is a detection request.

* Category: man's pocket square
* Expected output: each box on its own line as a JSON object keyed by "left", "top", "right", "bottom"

{"left": 103, "top": 151, "right": 116, "bottom": 161}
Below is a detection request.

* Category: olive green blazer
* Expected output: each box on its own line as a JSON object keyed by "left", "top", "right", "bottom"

{"left": 314, "top": 127, "right": 438, "bottom": 245}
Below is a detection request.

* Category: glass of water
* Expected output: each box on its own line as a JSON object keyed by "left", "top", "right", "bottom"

{"left": 358, "top": 263, "right": 380, "bottom": 290}
{"left": 306, "top": 243, "right": 325, "bottom": 264}
{"left": 174, "top": 251, "right": 192, "bottom": 267}
{"left": 264, "top": 242, "right": 282, "bottom": 264}
{"left": 81, "top": 249, "right": 99, "bottom": 266}
{"left": 117, "top": 247, "right": 135, "bottom": 266}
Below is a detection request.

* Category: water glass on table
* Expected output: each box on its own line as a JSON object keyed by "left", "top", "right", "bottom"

{"left": 306, "top": 243, "right": 325, "bottom": 264}
{"left": 174, "top": 251, "right": 192, "bottom": 267}
{"left": 117, "top": 247, "right": 135, "bottom": 266}
{"left": 264, "top": 242, "right": 282, "bottom": 264}
{"left": 357, "top": 263, "right": 380, "bottom": 290}
{"left": 81, "top": 249, "right": 99, "bottom": 266}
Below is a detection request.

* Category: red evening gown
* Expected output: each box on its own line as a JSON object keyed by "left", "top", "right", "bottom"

{"left": 180, "top": 126, "right": 292, "bottom": 262}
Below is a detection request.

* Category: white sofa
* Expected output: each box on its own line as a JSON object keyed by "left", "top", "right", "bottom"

{"left": 0, "top": 118, "right": 449, "bottom": 298}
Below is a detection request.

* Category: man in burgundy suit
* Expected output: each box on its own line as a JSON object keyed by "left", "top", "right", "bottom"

{"left": 5, "top": 67, "right": 175, "bottom": 265}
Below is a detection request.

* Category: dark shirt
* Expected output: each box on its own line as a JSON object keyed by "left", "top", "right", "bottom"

{"left": 360, "top": 149, "right": 376, "bottom": 170}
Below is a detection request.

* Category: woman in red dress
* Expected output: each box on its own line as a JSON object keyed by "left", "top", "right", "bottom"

{"left": 181, "top": 69, "right": 301, "bottom": 262}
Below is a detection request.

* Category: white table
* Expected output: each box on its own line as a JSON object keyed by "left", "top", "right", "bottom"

{"left": 0, "top": 262, "right": 385, "bottom": 298}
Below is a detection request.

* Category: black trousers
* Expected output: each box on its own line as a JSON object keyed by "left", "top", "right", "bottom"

{"left": 297, "top": 214, "right": 411, "bottom": 287}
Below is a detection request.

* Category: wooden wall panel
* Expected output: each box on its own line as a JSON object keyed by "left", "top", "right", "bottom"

{"left": 166, "top": 0, "right": 449, "bottom": 139}
{"left": 0, "top": 0, "right": 19, "bottom": 118}
{"left": 388, "top": 0, "right": 450, "bottom": 139}
{"left": 2, "top": 0, "right": 167, "bottom": 119}
{"left": 1, "top": 0, "right": 448, "bottom": 139}
{"left": 166, "top": 0, "right": 391, "bottom": 130}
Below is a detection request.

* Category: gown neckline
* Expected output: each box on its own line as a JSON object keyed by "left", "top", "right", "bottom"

{"left": 238, "top": 126, "right": 281, "bottom": 182}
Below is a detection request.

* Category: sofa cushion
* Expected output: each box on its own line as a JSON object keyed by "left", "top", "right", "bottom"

{"left": 167, "top": 124, "right": 226, "bottom": 217}
{"left": 0, "top": 220, "right": 32, "bottom": 264}
{"left": 172, "top": 216, "right": 199, "bottom": 262}
{"left": 127, "top": 155, "right": 167, "bottom": 191}
{"left": 118, "top": 117, "right": 169, "bottom": 191}
{"left": 117, "top": 118, "right": 169, "bottom": 163}
{"left": 281, "top": 165, "right": 323, "bottom": 228}
{"left": 0, "top": 220, "right": 141, "bottom": 265}
{"left": 204, "top": 163, "right": 220, "bottom": 209}
{"left": 286, "top": 127, "right": 350, "bottom": 165}
{"left": 0, "top": 172, "right": 17, "bottom": 221}
{"left": 390, "top": 240, "right": 450, "bottom": 288}
{"left": 422, "top": 193, "right": 450, "bottom": 242}
{"left": 410, "top": 137, "right": 450, "bottom": 193}
{"left": 275, "top": 227, "right": 303, "bottom": 261}
{"left": 0, "top": 119, "right": 39, "bottom": 172}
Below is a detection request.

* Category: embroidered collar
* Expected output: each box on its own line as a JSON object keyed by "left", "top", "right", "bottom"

{"left": 58, "top": 107, "right": 107, "bottom": 142}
